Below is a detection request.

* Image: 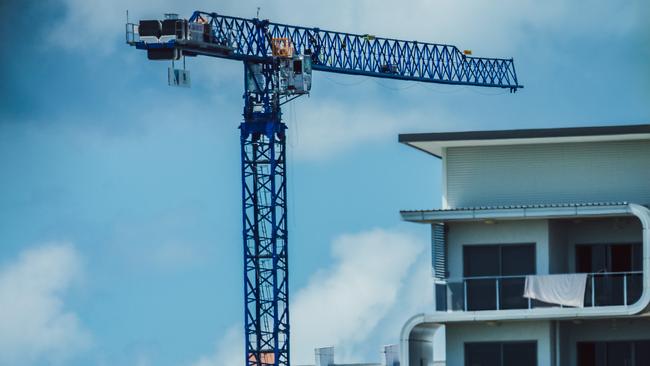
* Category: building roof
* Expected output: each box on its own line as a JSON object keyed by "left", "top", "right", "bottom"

{"left": 400, "top": 201, "right": 638, "bottom": 223}
{"left": 398, "top": 123, "right": 650, "bottom": 158}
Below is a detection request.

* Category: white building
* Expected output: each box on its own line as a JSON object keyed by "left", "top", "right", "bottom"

{"left": 398, "top": 124, "right": 650, "bottom": 366}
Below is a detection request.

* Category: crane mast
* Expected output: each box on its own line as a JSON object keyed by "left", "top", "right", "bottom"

{"left": 126, "top": 10, "right": 522, "bottom": 366}
{"left": 241, "top": 60, "right": 290, "bottom": 366}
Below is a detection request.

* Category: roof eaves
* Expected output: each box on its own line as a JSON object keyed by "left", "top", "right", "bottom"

{"left": 400, "top": 202, "right": 635, "bottom": 223}
{"left": 398, "top": 124, "right": 650, "bottom": 144}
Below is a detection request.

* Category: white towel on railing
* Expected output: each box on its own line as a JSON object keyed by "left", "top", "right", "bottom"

{"left": 523, "top": 273, "right": 588, "bottom": 308}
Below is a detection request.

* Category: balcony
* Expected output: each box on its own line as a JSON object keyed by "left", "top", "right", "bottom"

{"left": 436, "top": 271, "right": 643, "bottom": 312}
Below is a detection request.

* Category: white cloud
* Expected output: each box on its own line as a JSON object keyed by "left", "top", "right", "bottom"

{"left": 50, "top": 0, "right": 646, "bottom": 55}
{"left": 286, "top": 97, "right": 456, "bottom": 161}
{"left": 190, "top": 228, "right": 427, "bottom": 365}
{"left": 290, "top": 228, "right": 424, "bottom": 363}
{"left": 0, "top": 243, "right": 91, "bottom": 365}
{"left": 190, "top": 325, "right": 243, "bottom": 366}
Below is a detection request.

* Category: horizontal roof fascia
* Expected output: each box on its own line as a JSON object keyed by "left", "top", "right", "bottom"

{"left": 398, "top": 124, "right": 650, "bottom": 158}
{"left": 401, "top": 203, "right": 632, "bottom": 223}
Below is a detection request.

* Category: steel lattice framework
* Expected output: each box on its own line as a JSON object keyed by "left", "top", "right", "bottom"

{"left": 177, "top": 11, "right": 521, "bottom": 90}
{"left": 127, "top": 9, "right": 522, "bottom": 366}
{"left": 240, "top": 61, "right": 289, "bottom": 366}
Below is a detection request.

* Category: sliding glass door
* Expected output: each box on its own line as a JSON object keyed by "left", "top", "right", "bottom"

{"left": 463, "top": 244, "right": 535, "bottom": 310}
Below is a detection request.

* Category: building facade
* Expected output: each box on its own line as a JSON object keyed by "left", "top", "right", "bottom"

{"left": 398, "top": 125, "right": 650, "bottom": 366}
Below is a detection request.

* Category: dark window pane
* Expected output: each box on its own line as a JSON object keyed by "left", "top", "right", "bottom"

{"left": 635, "top": 341, "right": 650, "bottom": 366}
{"left": 632, "top": 243, "right": 642, "bottom": 272}
{"left": 606, "top": 341, "right": 632, "bottom": 366}
{"left": 465, "top": 246, "right": 499, "bottom": 277}
{"left": 466, "top": 279, "right": 497, "bottom": 311}
{"left": 577, "top": 243, "right": 641, "bottom": 274}
{"left": 595, "top": 343, "right": 606, "bottom": 366}
{"left": 591, "top": 245, "right": 608, "bottom": 272}
{"left": 503, "top": 342, "right": 536, "bottom": 366}
{"left": 577, "top": 342, "right": 596, "bottom": 366}
{"left": 501, "top": 245, "right": 535, "bottom": 275}
{"left": 578, "top": 342, "right": 608, "bottom": 366}
{"left": 576, "top": 246, "right": 593, "bottom": 273}
{"left": 500, "top": 278, "right": 528, "bottom": 309}
{"left": 465, "top": 343, "right": 500, "bottom": 366}
{"left": 610, "top": 244, "right": 633, "bottom": 272}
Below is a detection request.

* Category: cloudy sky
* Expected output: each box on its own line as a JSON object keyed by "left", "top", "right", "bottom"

{"left": 0, "top": 0, "right": 648, "bottom": 365}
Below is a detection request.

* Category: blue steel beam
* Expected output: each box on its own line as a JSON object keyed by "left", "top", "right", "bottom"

{"left": 133, "top": 10, "right": 522, "bottom": 90}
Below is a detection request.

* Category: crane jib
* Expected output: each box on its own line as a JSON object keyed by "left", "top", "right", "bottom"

{"left": 128, "top": 10, "right": 522, "bottom": 90}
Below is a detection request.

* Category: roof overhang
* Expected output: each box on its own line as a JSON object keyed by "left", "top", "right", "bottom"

{"left": 398, "top": 124, "right": 650, "bottom": 158}
{"left": 400, "top": 202, "right": 635, "bottom": 223}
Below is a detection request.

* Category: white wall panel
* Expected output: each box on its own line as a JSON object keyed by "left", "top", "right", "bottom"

{"left": 445, "top": 140, "right": 650, "bottom": 208}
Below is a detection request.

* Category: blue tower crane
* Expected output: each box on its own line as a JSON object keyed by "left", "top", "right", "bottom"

{"left": 126, "top": 10, "right": 522, "bottom": 366}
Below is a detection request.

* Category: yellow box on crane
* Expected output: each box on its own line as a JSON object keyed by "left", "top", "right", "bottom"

{"left": 271, "top": 38, "right": 294, "bottom": 58}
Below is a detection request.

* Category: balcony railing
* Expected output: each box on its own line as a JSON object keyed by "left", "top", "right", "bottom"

{"left": 436, "top": 271, "right": 643, "bottom": 312}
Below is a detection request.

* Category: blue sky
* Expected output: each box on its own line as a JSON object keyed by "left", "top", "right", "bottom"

{"left": 0, "top": 1, "right": 648, "bottom": 365}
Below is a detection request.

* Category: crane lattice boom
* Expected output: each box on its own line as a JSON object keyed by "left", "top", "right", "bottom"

{"left": 128, "top": 11, "right": 522, "bottom": 90}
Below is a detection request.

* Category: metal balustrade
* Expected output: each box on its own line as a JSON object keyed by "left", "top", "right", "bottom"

{"left": 436, "top": 271, "right": 643, "bottom": 312}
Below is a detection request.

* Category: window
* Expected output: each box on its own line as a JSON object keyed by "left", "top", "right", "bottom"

{"left": 576, "top": 243, "right": 642, "bottom": 273}
{"left": 463, "top": 244, "right": 535, "bottom": 310}
{"left": 293, "top": 60, "right": 302, "bottom": 74}
{"left": 578, "top": 340, "right": 650, "bottom": 366}
{"left": 465, "top": 341, "right": 537, "bottom": 366}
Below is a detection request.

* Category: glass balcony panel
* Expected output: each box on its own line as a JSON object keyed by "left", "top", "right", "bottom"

{"left": 499, "top": 277, "right": 528, "bottom": 310}
{"left": 448, "top": 281, "right": 465, "bottom": 311}
{"left": 435, "top": 284, "right": 447, "bottom": 311}
{"left": 438, "top": 271, "right": 641, "bottom": 313}
{"left": 594, "top": 274, "right": 625, "bottom": 306}
{"left": 584, "top": 277, "right": 593, "bottom": 307}
{"left": 466, "top": 279, "right": 497, "bottom": 311}
{"left": 531, "top": 298, "right": 558, "bottom": 308}
{"left": 627, "top": 273, "right": 642, "bottom": 305}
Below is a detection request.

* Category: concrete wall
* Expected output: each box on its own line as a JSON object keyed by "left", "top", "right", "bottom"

{"left": 548, "top": 221, "right": 569, "bottom": 274}
{"left": 445, "top": 321, "right": 554, "bottom": 366}
{"left": 559, "top": 317, "right": 650, "bottom": 366}
{"left": 447, "top": 220, "right": 550, "bottom": 280}
{"left": 444, "top": 140, "right": 650, "bottom": 208}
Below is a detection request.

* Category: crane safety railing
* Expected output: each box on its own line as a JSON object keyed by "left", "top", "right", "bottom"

{"left": 436, "top": 271, "right": 643, "bottom": 312}
{"left": 128, "top": 11, "right": 522, "bottom": 90}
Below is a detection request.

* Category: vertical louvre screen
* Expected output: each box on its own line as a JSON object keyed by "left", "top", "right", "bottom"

{"left": 432, "top": 223, "right": 447, "bottom": 280}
